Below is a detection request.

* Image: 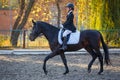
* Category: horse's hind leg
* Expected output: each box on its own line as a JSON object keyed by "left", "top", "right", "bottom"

{"left": 96, "top": 49, "right": 103, "bottom": 75}
{"left": 85, "top": 47, "right": 97, "bottom": 73}
{"left": 60, "top": 52, "right": 69, "bottom": 75}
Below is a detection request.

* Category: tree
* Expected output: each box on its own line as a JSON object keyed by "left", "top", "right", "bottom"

{"left": 107, "top": 0, "right": 120, "bottom": 29}
{"left": 77, "top": 0, "right": 120, "bottom": 46}
{"left": 102, "top": 0, "right": 120, "bottom": 46}
{"left": 10, "top": 0, "right": 35, "bottom": 47}
{"left": 55, "top": 0, "right": 61, "bottom": 28}
{"left": 24, "top": 0, "right": 76, "bottom": 28}
{"left": 0, "top": 0, "right": 18, "bottom": 9}
{"left": 12, "top": 0, "right": 25, "bottom": 30}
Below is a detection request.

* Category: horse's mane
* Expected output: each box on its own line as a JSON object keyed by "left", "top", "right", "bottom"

{"left": 37, "top": 21, "right": 59, "bottom": 30}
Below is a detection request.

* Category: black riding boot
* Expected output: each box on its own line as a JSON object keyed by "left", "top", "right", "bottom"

{"left": 60, "top": 36, "right": 68, "bottom": 51}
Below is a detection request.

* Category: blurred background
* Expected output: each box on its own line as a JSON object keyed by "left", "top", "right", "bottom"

{"left": 0, "top": 0, "right": 120, "bottom": 49}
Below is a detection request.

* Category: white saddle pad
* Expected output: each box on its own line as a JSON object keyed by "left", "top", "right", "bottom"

{"left": 58, "top": 29, "right": 80, "bottom": 45}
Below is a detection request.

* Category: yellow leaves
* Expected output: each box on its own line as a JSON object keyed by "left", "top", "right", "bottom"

{"left": 35, "top": 14, "right": 38, "bottom": 17}
{"left": 36, "top": 8, "right": 41, "bottom": 12}
{"left": 77, "top": 0, "right": 106, "bottom": 30}
{"left": 28, "top": 0, "right": 54, "bottom": 23}
{"left": 0, "top": 35, "right": 11, "bottom": 47}
{"left": 32, "top": 5, "right": 41, "bottom": 14}
{"left": 1, "top": 0, "right": 9, "bottom": 8}
{"left": 28, "top": 18, "right": 33, "bottom": 22}
{"left": 46, "top": 0, "right": 51, "bottom": 3}
{"left": 42, "top": 13, "right": 46, "bottom": 16}
{"left": 2, "top": 4, "right": 8, "bottom": 8}
{"left": 32, "top": 11, "right": 35, "bottom": 14}
{"left": 0, "top": 0, "right": 18, "bottom": 9}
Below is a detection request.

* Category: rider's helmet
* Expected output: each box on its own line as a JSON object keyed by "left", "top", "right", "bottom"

{"left": 66, "top": 3, "right": 74, "bottom": 10}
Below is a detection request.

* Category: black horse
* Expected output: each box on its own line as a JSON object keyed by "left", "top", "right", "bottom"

{"left": 29, "top": 20, "right": 111, "bottom": 75}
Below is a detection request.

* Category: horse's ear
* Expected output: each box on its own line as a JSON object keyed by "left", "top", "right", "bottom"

{"left": 32, "top": 20, "right": 36, "bottom": 24}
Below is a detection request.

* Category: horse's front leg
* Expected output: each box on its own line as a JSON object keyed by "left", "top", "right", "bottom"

{"left": 60, "top": 52, "right": 69, "bottom": 75}
{"left": 43, "top": 52, "right": 58, "bottom": 75}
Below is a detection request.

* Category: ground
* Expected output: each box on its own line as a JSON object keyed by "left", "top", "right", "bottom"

{"left": 0, "top": 54, "right": 119, "bottom": 80}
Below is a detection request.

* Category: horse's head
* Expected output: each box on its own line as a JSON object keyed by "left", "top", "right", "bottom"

{"left": 29, "top": 20, "right": 42, "bottom": 41}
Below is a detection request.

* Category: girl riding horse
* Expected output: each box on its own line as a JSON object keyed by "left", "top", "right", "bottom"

{"left": 60, "top": 3, "right": 76, "bottom": 51}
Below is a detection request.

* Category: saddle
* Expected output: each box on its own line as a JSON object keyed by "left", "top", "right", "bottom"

{"left": 58, "top": 29, "right": 80, "bottom": 45}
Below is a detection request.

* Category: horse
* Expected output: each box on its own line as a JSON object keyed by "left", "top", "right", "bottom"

{"left": 29, "top": 20, "right": 111, "bottom": 75}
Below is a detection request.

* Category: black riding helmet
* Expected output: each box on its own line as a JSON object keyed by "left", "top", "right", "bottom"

{"left": 66, "top": 3, "right": 74, "bottom": 10}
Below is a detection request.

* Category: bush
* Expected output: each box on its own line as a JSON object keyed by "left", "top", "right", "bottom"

{"left": 0, "top": 34, "right": 11, "bottom": 47}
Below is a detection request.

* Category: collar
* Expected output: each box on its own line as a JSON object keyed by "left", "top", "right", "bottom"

{"left": 68, "top": 10, "right": 73, "bottom": 15}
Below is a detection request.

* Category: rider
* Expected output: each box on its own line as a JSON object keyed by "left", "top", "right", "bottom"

{"left": 60, "top": 3, "right": 76, "bottom": 51}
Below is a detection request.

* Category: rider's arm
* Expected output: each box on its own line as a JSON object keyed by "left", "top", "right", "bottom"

{"left": 63, "top": 13, "right": 74, "bottom": 26}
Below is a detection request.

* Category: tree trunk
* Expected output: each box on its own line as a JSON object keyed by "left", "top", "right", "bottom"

{"left": 10, "top": 0, "right": 35, "bottom": 47}
{"left": 55, "top": 0, "right": 61, "bottom": 28}
{"left": 12, "top": 0, "right": 25, "bottom": 30}
{"left": 10, "top": 0, "right": 25, "bottom": 47}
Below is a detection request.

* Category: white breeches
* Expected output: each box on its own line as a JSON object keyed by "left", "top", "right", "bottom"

{"left": 63, "top": 30, "right": 72, "bottom": 37}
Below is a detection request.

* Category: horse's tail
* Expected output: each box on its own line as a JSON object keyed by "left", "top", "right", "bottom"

{"left": 100, "top": 32, "right": 111, "bottom": 65}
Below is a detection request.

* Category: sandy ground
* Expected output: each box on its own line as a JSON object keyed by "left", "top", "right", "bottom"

{"left": 0, "top": 54, "right": 119, "bottom": 80}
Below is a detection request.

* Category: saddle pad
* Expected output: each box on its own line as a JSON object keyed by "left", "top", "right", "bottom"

{"left": 58, "top": 29, "right": 80, "bottom": 45}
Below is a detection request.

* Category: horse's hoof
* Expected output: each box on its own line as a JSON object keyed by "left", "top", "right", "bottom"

{"left": 44, "top": 71, "right": 48, "bottom": 75}
{"left": 63, "top": 71, "right": 69, "bottom": 75}
{"left": 98, "top": 69, "right": 103, "bottom": 75}
{"left": 88, "top": 69, "right": 91, "bottom": 73}
{"left": 98, "top": 72, "right": 101, "bottom": 75}
{"left": 98, "top": 71, "right": 103, "bottom": 75}
{"left": 43, "top": 66, "right": 48, "bottom": 75}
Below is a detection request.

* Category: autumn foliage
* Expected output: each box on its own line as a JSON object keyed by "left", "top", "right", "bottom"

{"left": 0, "top": 0, "right": 120, "bottom": 48}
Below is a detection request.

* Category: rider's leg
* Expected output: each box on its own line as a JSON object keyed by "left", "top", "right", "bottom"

{"left": 60, "top": 30, "right": 71, "bottom": 50}
{"left": 60, "top": 36, "right": 68, "bottom": 50}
